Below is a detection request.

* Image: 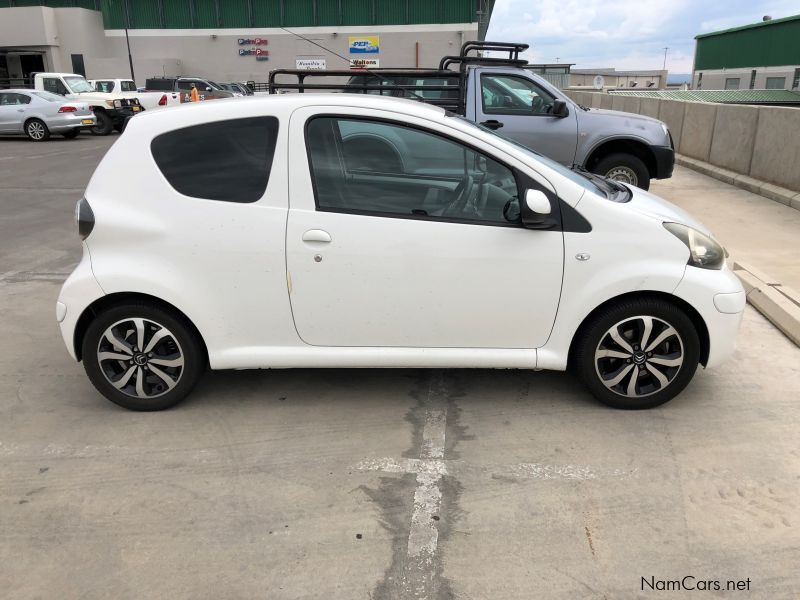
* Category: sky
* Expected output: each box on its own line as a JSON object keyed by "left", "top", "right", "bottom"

{"left": 485, "top": 0, "right": 800, "bottom": 74}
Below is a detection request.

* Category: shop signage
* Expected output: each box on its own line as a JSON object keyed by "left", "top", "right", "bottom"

{"left": 238, "top": 38, "right": 268, "bottom": 45}
{"left": 350, "top": 58, "right": 379, "bottom": 69}
{"left": 238, "top": 37, "right": 269, "bottom": 61}
{"left": 349, "top": 36, "right": 379, "bottom": 54}
{"left": 296, "top": 58, "right": 327, "bottom": 70}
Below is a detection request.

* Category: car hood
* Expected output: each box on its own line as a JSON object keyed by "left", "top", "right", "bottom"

{"left": 626, "top": 186, "right": 712, "bottom": 235}
{"left": 582, "top": 107, "right": 662, "bottom": 125}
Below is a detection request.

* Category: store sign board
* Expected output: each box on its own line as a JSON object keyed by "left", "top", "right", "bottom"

{"left": 349, "top": 36, "right": 379, "bottom": 54}
{"left": 296, "top": 58, "right": 327, "bottom": 70}
{"left": 350, "top": 58, "right": 379, "bottom": 68}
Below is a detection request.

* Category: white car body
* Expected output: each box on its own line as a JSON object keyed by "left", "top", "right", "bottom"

{"left": 89, "top": 79, "right": 181, "bottom": 111}
{"left": 56, "top": 94, "right": 745, "bottom": 410}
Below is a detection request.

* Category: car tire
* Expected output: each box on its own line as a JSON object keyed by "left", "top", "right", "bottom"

{"left": 592, "top": 153, "right": 650, "bottom": 190}
{"left": 573, "top": 297, "right": 700, "bottom": 409}
{"left": 61, "top": 129, "right": 80, "bottom": 139}
{"left": 82, "top": 303, "right": 205, "bottom": 411}
{"left": 25, "top": 118, "right": 50, "bottom": 142}
{"left": 90, "top": 110, "right": 113, "bottom": 136}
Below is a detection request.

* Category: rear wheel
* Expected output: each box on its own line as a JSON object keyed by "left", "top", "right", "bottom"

{"left": 61, "top": 128, "right": 80, "bottom": 139}
{"left": 82, "top": 303, "right": 205, "bottom": 411}
{"left": 573, "top": 298, "right": 700, "bottom": 409}
{"left": 25, "top": 118, "right": 50, "bottom": 142}
{"left": 591, "top": 153, "right": 650, "bottom": 190}
{"left": 90, "top": 110, "right": 113, "bottom": 136}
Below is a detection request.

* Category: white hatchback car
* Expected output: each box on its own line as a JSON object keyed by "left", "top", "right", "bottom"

{"left": 57, "top": 94, "right": 745, "bottom": 411}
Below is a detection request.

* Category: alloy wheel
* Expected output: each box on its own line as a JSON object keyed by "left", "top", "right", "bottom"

{"left": 27, "top": 121, "right": 46, "bottom": 140}
{"left": 97, "top": 318, "right": 184, "bottom": 399}
{"left": 604, "top": 166, "right": 638, "bottom": 186}
{"left": 594, "top": 315, "right": 684, "bottom": 398}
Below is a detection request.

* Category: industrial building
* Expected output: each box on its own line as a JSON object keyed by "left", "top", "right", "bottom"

{"left": 0, "top": 0, "right": 493, "bottom": 88}
{"left": 693, "top": 13, "right": 800, "bottom": 91}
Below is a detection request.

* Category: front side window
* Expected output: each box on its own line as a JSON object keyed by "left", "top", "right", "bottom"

{"left": 177, "top": 80, "right": 194, "bottom": 91}
{"left": 724, "top": 78, "right": 740, "bottom": 90}
{"left": 95, "top": 80, "right": 114, "bottom": 93}
{"left": 305, "top": 117, "right": 521, "bottom": 226}
{"left": 481, "top": 74, "right": 556, "bottom": 116}
{"left": 151, "top": 117, "right": 279, "bottom": 203}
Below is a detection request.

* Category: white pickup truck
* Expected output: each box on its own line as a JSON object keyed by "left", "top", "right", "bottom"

{"left": 90, "top": 79, "right": 181, "bottom": 111}
{"left": 31, "top": 72, "right": 142, "bottom": 135}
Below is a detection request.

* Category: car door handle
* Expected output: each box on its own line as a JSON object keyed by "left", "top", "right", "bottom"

{"left": 17, "top": 109, "right": 25, "bottom": 112}
{"left": 480, "top": 119, "right": 504, "bottom": 130}
{"left": 302, "top": 229, "right": 332, "bottom": 243}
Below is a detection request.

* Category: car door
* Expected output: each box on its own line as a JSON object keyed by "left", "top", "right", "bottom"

{"left": 0, "top": 92, "right": 27, "bottom": 133}
{"left": 285, "top": 107, "right": 564, "bottom": 349}
{"left": 474, "top": 70, "right": 579, "bottom": 166}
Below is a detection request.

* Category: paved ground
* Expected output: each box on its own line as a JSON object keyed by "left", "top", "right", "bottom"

{"left": 1, "top": 136, "right": 799, "bottom": 599}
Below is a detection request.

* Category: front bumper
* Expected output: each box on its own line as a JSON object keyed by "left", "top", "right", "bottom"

{"left": 651, "top": 144, "right": 675, "bottom": 179}
{"left": 672, "top": 264, "right": 745, "bottom": 369}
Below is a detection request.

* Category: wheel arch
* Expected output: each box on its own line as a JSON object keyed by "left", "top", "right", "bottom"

{"left": 567, "top": 290, "right": 710, "bottom": 368}
{"left": 585, "top": 138, "right": 657, "bottom": 178}
{"left": 73, "top": 291, "right": 209, "bottom": 363}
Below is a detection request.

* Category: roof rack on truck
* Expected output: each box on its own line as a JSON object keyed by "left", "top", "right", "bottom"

{"left": 266, "top": 40, "right": 530, "bottom": 116}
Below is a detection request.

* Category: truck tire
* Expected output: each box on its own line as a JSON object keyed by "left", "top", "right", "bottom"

{"left": 591, "top": 153, "right": 650, "bottom": 190}
{"left": 91, "top": 110, "right": 113, "bottom": 136}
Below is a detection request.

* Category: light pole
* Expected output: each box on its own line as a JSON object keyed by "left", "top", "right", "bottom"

{"left": 662, "top": 47, "right": 669, "bottom": 71}
{"left": 122, "top": 0, "right": 135, "bottom": 82}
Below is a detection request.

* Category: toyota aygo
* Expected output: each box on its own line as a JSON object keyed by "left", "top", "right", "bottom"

{"left": 57, "top": 94, "right": 745, "bottom": 411}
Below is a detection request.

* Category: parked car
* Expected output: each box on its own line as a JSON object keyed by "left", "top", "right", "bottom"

{"left": 144, "top": 77, "right": 234, "bottom": 102}
{"left": 272, "top": 42, "right": 674, "bottom": 190}
{"left": 89, "top": 78, "right": 181, "bottom": 111}
{"left": 220, "top": 82, "right": 254, "bottom": 96}
{"left": 31, "top": 72, "right": 141, "bottom": 135}
{"left": 0, "top": 89, "right": 95, "bottom": 140}
{"left": 56, "top": 93, "right": 743, "bottom": 412}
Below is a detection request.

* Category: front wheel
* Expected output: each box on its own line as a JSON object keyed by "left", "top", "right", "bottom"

{"left": 82, "top": 303, "right": 205, "bottom": 410}
{"left": 591, "top": 153, "right": 650, "bottom": 190}
{"left": 573, "top": 298, "right": 700, "bottom": 409}
{"left": 90, "top": 110, "right": 113, "bottom": 136}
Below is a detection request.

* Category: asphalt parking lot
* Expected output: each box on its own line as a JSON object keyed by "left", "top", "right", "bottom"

{"left": 1, "top": 135, "right": 799, "bottom": 599}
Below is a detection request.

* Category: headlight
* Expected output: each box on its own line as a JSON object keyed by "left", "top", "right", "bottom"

{"left": 113, "top": 99, "right": 122, "bottom": 108}
{"left": 663, "top": 223, "right": 725, "bottom": 270}
{"left": 660, "top": 122, "right": 670, "bottom": 142}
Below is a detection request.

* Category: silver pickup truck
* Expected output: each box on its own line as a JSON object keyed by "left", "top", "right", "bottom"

{"left": 269, "top": 41, "right": 674, "bottom": 190}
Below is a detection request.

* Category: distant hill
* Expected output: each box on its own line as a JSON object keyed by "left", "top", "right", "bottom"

{"left": 667, "top": 73, "right": 692, "bottom": 85}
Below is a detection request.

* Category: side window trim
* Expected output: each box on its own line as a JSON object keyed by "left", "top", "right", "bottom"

{"left": 480, "top": 73, "right": 556, "bottom": 117}
{"left": 303, "top": 114, "right": 563, "bottom": 230}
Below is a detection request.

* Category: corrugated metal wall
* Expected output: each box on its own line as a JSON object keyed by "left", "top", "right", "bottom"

{"left": 695, "top": 18, "right": 800, "bottom": 71}
{"left": 1, "top": 0, "right": 480, "bottom": 28}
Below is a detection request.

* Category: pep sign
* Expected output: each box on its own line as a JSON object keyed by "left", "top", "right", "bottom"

{"left": 349, "top": 36, "right": 379, "bottom": 54}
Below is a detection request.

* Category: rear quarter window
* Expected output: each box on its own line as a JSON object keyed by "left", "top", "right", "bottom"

{"left": 151, "top": 117, "right": 279, "bottom": 203}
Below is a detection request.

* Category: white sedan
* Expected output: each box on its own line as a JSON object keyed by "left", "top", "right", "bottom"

{"left": 56, "top": 94, "right": 745, "bottom": 411}
{"left": 0, "top": 89, "right": 95, "bottom": 140}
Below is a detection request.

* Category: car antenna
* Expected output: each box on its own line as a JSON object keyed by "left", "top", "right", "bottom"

{"left": 278, "top": 26, "right": 428, "bottom": 103}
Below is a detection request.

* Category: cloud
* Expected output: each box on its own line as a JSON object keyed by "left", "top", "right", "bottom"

{"left": 486, "top": 0, "right": 798, "bottom": 74}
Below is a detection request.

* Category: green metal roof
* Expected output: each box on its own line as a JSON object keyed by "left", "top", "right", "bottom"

{"left": 695, "top": 13, "right": 800, "bottom": 39}
{"left": 607, "top": 89, "right": 800, "bottom": 105}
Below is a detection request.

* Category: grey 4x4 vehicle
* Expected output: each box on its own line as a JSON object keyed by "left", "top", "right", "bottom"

{"left": 269, "top": 41, "right": 673, "bottom": 190}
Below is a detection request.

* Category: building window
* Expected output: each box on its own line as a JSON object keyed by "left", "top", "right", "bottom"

{"left": 749, "top": 70, "right": 757, "bottom": 89}
{"left": 697, "top": 72, "right": 702, "bottom": 90}
{"left": 765, "top": 77, "right": 786, "bottom": 90}
{"left": 793, "top": 69, "right": 800, "bottom": 90}
{"left": 724, "top": 78, "right": 740, "bottom": 90}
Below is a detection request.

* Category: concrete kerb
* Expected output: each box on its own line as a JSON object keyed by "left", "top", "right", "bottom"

{"left": 734, "top": 263, "right": 800, "bottom": 347}
{"left": 675, "top": 155, "right": 799, "bottom": 210}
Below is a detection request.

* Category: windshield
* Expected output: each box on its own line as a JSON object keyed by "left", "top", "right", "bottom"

{"left": 64, "top": 76, "right": 95, "bottom": 93}
{"left": 453, "top": 116, "right": 607, "bottom": 196}
{"left": 30, "top": 91, "right": 64, "bottom": 102}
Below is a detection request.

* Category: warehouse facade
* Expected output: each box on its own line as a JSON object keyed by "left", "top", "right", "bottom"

{"left": 0, "top": 0, "right": 493, "bottom": 87}
{"left": 692, "top": 14, "right": 800, "bottom": 91}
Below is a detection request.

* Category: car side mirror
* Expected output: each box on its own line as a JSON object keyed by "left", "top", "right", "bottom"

{"left": 522, "top": 189, "right": 553, "bottom": 228}
{"left": 552, "top": 99, "right": 569, "bottom": 118}
{"left": 205, "top": 86, "right": 212, "bottom": 92}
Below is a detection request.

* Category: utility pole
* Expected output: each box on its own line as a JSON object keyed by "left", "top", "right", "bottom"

{"left": 662, "top": 47, "right": 669, "bottom": 70}
{"left": 123, "top": 0, "right": 135, "bottom": 82}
